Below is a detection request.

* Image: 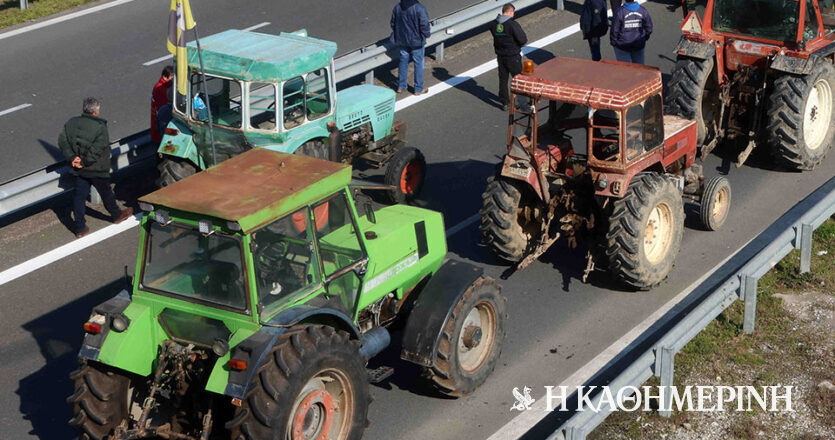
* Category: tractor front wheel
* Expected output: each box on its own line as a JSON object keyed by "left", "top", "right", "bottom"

{"left": 67, "top": 361, "right": 131, "bottom": 440}
{"left": 699, "top": 175, "right": 731, "bottom": 231}
{"left": 665, "top": 56, "right": 720, "bottom": 147}
{"left": 383, "top": 145, "right": 426, "bottom": 204}
{"left": 479, "top": 176, "right": 541, "bottom": 263}
{"left": 604, "top": 173, "right": 684, "bottom": 289}
{"left": 427, "top": 277, "right": 507, "bottom": 397}
{"left": 766, "top": 59, "right": 835, "bottom": 170}
{"left": 226, "top": 325, "right": 369, "bottom": 440}
{"left": 156, "top": 156, "right": 198, "bottom": 187}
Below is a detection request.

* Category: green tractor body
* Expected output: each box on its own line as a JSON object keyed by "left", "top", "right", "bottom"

{"left": 157, "top": 29, "right": 423, "bottom": 203}
{"left": 71, "top": 149, "right": 505, "bottom": 440}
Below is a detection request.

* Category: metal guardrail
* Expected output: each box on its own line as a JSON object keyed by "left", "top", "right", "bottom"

{"left": 0, "top": 0, "right": 558, "bottom": 220}
{"left": 535, "top": 176, "right": 835, "bottom": 440}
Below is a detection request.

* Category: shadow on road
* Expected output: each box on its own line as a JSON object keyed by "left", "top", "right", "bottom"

{"left": 17, "top": 278, "right": 130, "bottom": 440}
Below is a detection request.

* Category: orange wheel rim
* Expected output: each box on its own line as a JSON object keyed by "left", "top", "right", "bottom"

{"left": 400, "top": 160, "right": 422, "bottom": 195}
{"left": 291, "top": 389, "right": 335, "bottom": 440}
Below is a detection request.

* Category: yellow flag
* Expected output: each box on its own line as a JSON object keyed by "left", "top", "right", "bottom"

{"left": 167, "top": 0, "right": 196, "bottom": 95}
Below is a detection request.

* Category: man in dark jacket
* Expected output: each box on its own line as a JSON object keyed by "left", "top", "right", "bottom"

{"left": 610, "top": 0, "right": 653, "bottom": 64}
{"left": 59, "top": 97, "right": 132, "bottom": 238}
{"left": 489, "top": 3, "right": 528, "bottom": 110}
{"left": 391, "top": 0, "right": 431, "bottom": 95}
{"left": 580, "top": 0, "right": 609, "bottom": 61}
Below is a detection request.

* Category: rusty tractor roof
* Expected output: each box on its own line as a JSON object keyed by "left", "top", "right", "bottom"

{"left": 140, "top": 149, "right": 351, "bottom": 233}
{"left": 511, "top": 57, "right": 662, "bottom": 110}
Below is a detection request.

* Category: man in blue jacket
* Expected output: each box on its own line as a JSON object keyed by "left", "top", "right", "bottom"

{"left": 580, "top": 0, "right": 609, "bottom": 61}
{"left": 391, "top": 0, "right": 431, "bottom": 95}
{"left": 610, "top": 0, "right": 653, "bottom": 64}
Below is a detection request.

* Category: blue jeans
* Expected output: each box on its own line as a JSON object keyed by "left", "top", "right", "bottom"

{"left": 613, "top": 47, "right": 645, "bottom": 64}
{"left": 588, "top": 37, "right": 602, "bottom": 61}
{"left": 398, "top": 45, "right": 425, "bottom": 92}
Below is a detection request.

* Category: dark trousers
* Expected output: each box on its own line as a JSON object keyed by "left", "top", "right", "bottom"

{"left": 609, "top": 0, "right": 622, "bottom": 12}
{"left": 588, "top": 37, "right": 602, "bottom": 61}
{"left": 73, "top": 175, "right": 120, "bottom": 232}
{"left": 497, "top": 54, "right": 523, "bottom": 105}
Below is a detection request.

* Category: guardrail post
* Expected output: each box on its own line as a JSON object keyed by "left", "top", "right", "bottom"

{"left": 365, "top": 70, "right": 374, "bottom": 85}
{"left": 20, "top": 0, "right": 28, "bottom": 10}
{"left": 89, "top": 186, "right": 102, "bottom": 205}
{"left": 556, "top": 0, "right": 565, "bottom": 10}
{"left": 799, "top": 223, "right": 813, "bottom": 274}
{"left": 436, "top": 42, "right": 445, "bottom": 62}
{"left": 656, "top": 346, "right": 675, "bottom": 417}
{"left": 564, "top": 426, "right": 584, "bottom": 440}
{"left": 742, "top": 275, "right": 758, "bottom": 334}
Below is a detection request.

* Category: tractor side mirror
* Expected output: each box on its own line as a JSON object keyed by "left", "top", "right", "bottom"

{"left": 353, "top": 192, "right": 376, "bottom": 224}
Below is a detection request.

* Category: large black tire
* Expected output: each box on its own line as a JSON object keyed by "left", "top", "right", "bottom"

{"left": 295, "top": 139, "right": 331, "bottom": 160}
{"left": 699, "top": 175, "right": 731, "bottom": 231}
{"left": 156, "top": 156, "right": 198, "bottom": 187}
{"left": 479, "top": 176, "right": 539, "bottom": 263}
{"left": 226, "top": 325, "right": 370, "bottom": 440}
{"left": 427, "top": 277, "right": 507, "bottom": 397}
{"left": 67, "top": 361, "right": 131, "bottom": 440}
{"left": 765, "top": 59, "right": 835, "bottom": 170}
{"left": 383, "top": 145, "right": 426, "bottom": 204}
{"left": 604, "top": 173, "right": 684, "bottom": 289}
{"left": 665, "top": 56, "right": 719, "bottom": 146}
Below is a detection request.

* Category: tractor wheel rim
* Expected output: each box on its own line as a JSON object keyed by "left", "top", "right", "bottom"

{"left": 458, "top": 301, "right": 497, "bottom": 374}
{"left": 288, "top": 369, "right": 353, "bottom": 440}
{"left": 804, "top": 78, "right": 832, "bottom": 151}
{"left": 400, "top": 160, "right": 422, "bottom": 195}
{"left": 712, "top": 186, "right": 729, "bottom": 223}
{"left": 644, "top": 202, "right": 674, "bottom": 265}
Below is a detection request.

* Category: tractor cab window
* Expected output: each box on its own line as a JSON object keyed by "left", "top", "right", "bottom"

{"left": 313, "top": 191, "right": 364, "bottom": 312}
{"left": 625, "top": 105, "right": 644, "bottom": 161}
{"left": 249, "top": 82, "right": 277, "bottom": 131}
{"left": 189, "top": 73, "right": 242, "bottom": 128}
{"left": 306, "top": 69, "right": 331, "bottom": 120}
{"left": 624, "top": 95, "right": 664, "bottom": 161}
{"left": 712, "top": 0, "right": 800, "bottom": 42}
{"left": 643, "top": 94, "right": 664, "bottom": 151}
{"left": 142, "top": 222, "right": 247, "bottom": 311}
{"left": 805, "top": 0, "right": 820, "bottom": 41}
{"left": 590, "top": 109, "right": 620, "bottom": 162}
{"left": 252, "top": 207, "right": 320, "bottom": 309}
{"left": 174, "top": 74, "right": 188, "bottom": 115}
{"left": 283, "top": 77, "right": 305, "bottom": 129}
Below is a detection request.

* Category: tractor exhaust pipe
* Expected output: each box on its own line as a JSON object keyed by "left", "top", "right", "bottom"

{"left": 359, "top": 327, "right": 390, "bottom": 359}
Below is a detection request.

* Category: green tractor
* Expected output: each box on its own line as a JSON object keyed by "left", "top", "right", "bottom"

{"left": 68, "top": 149, "right": 506, "bottom": 440}
{"left": 158, "top": 29, "right": 425, "bottom": 203}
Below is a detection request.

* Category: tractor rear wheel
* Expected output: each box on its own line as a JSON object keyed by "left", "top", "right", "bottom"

{"left": 67, "top": 361, "right": 131, "bottom": 440}
{"left": 765, "top": 59, "right": 835, "bottom": 170}
{"left": 479, "top": 176, "right": 540, "bottom": 263}
{"left": 699, "top": 175, "right": 731, "bottom": 231}
{"left": 427, "top": 277, "right": 507, "bottom": 397}
{"left": 383, "top": 145, "right": 426, "bottom": 204}
{"left": 296, "top": 139, "right": 333, "bottom": 161}
{"left": 226, "top": 325, "right": 369, "bottom": 440}
{"left": 156, "top": 156, "right": 198, "bottom": 187}
{"left": 665, "top": 56, "right": 720, "bottom": 146}
{"left": 604, "top": 173, "right": 684, "bottom": 289}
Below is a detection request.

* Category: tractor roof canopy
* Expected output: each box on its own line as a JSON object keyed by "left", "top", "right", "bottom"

{"left": 511, "top": 57, "right": 663, "bottom": 111}
{"left": 141, "top": 149, "right": 351, "bottom": 233}
{"left": 186, "top": 29, "right": 337, "bottom": 82}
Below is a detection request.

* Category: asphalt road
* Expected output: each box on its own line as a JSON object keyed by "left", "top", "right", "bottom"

{"left": 1, "top": 1, "right": 834, "bottom": 440}
{"left": 0, "top": 0, "right": 474, "bottom": 182}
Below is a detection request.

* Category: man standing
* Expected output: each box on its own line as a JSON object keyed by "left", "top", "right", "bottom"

{"left": 59, "top": 98, "right": 133, "bottom": 238}
{"left": 150, "top": 65, "right": 174, "bottom": 144}
{"left": 581, "top": 0, "right": 609, "bottom": 61}
{"left": 391, "top": 0, "right": 431, "bottom": 95}
{"left": 489, "top": 3, "right": 527, "bottom": 111}
{"left": 610, "top": 0, "right": 653, "bottom": 64}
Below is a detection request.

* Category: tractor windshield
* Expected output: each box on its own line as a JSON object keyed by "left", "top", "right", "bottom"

{"left": 712, "top": 0, "right": 800, "bottom": 42}
{"left": 142, "top": 222, "right": 247, "bottom": 311}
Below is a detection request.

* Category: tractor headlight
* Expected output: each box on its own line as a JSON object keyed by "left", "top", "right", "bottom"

{"left": 596, "top": 177, "right": 609, "bottom": 190}
{"left": 212, "top": 338, "right": 229, "bottom": 357}
{"left": 111, "top": 314, "right": 130, "bottom": 332}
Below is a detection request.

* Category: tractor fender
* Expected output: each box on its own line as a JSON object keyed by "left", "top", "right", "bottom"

{"left": 673, "top": 36, "right": 715, "bottom": 61}
{"left": 224, "top": 306, "right": 360, "bottom": 399}
{"left": 157, "top": 118, "right": 203, "bottom": 169}
{"left": 400, "top": 259, "right": 485, "bottom": 367}
{"left": 77, "top": 290, "right": 132, "bottom": 361}
{"left": 770, "top": 54, "right": 819, "bottom": 75}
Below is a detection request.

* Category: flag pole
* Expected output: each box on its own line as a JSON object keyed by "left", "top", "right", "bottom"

{"left": 192, "top": 28, "right": 217, "bottom": 166}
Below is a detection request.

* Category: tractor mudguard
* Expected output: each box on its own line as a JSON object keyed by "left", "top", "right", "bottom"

{"left": 400, "top": 259, "right": 484, "bottom": 367}
{"left": 674, "top": 36, "right": 715, "bottom": 61}
{"left": 157, "top": 118, "right": 202, "bottom": 168}
{"left": 224, "top": 306, "right": 360, "bottom": 399}
{"left": 78, "top": 290, "right": 131, "bottom": 361}
{"left": 771, "top": 54, "right": 827, "bottom": 75}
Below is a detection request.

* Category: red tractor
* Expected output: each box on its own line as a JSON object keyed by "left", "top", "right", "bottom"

{"left": 480, "top": 58, "right": 732, "bottom": 289}
{"left": 668, "top": 0, "right": 835, "bottom": 169}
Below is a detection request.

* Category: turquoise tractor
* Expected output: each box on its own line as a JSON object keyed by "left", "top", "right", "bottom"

{"left": 158, "top": 29, "right": 424, "bottom": 203}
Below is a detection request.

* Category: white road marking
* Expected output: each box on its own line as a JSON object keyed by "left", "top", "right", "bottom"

{"left": 142, "top": 22, "right": 271, "bottom": 66}
{"left": 446, "top": 213, "right": 479, "bottom": 238}
{"left": 0, "top": 103, "right": 32, "bottom": 117}
{"left": 485, "top": 240, "right": 745, "bottom": 440}
{"left": 0, "top": 0, "right": 140, "bottom": 42}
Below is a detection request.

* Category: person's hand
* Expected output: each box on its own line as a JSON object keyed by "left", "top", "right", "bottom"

{"left": 72, "top": 156, "right": 82, "bottom": 168}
